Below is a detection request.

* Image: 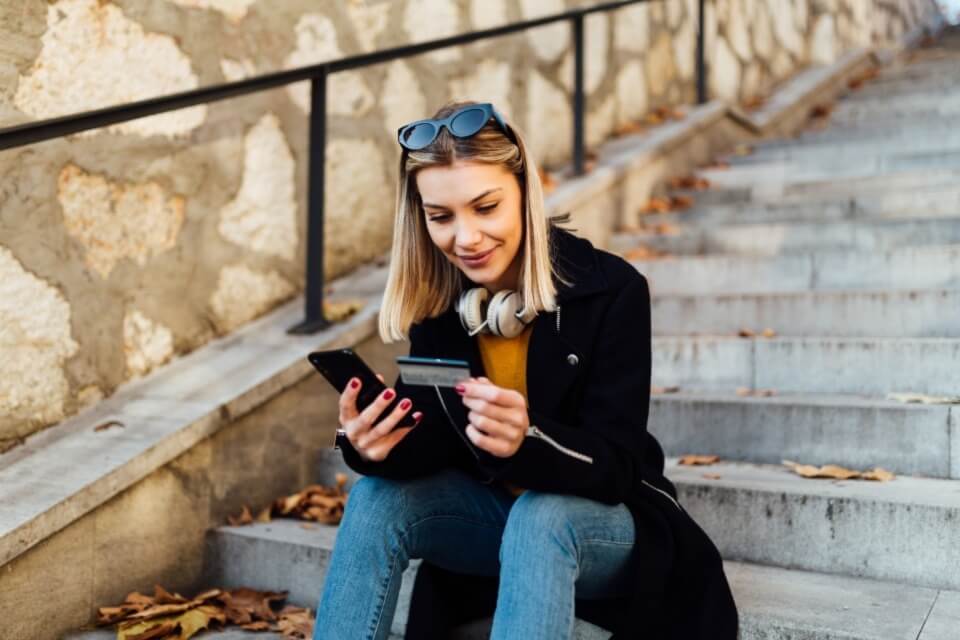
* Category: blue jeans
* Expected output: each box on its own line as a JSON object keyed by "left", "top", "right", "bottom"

{"left": 312, "top": 467, "right": 636, "bottom": 640}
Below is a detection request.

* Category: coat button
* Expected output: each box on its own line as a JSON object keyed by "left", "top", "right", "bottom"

{"left": 566, "top": 353, "right": 579, "bottom": 366}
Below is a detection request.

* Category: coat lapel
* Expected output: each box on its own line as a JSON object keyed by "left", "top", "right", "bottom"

{"left": 431, "top": 226, "right": 608, "bottom": 426}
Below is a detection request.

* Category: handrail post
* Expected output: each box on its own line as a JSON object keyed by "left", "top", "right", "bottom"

{"left": 696, "top": 0, "right": 707, "bottom": 104}
{"left": 572, "top": 13, "right": 586, "bottom": 176}
{"left": 289, "top": 71, "right": 332, "bottom": 334}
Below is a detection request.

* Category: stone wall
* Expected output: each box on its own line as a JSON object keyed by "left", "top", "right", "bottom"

{"left": 0, "top": 0, "right": 942, "bottom": 452}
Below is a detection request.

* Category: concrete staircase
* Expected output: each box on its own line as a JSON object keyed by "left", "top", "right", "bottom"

{"left": 66, "top": 29, "right": 960, "bottom": 640}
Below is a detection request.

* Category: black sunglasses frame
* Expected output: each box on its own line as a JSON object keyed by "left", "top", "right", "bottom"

{"left": 397, "top": 103, "right": 512, "bottom": 150}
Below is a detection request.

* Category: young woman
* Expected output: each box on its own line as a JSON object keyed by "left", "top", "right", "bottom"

{"left": 313, "top": 100, "right": 737, "bottom": 640}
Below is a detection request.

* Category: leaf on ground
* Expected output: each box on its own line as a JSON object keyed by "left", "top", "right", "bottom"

{"left": 737, "top": 328, "right": 755, "bottom": 338}
{"left": 227, "top": 505, "right": 254, "bottom": 527}
{"left": 742, "top": 95, "right": 766, "bottom": 111}
{"left": 274, "top": 605, "right": 314, "bottom": 639}
{"left": 668, "top": 175, "right": 711, "bottom": 191}
{"left": 782, "top": 459, "right": 895, "bottom": 481}
{"left": 847, "top": 67, "right": 879, "bottom": 90}
{"left": 120, "top": 620, "right": 179, "bottom": 640}
{"left": 621, "top": 245, "right": 668, "bottom": 261}
{"left": 323, "top": 298, "right": 365, "bottom": 323}
{"left": 761, "top": 328, "right": 776, "bottom": 338}
{"left": 538, "top": 166, "right": 557, "bottom": 194}
{"left": 731, "top": 144, "right": 753, "bottom": 157}
{"left": 651, "top": 385, "right": 681, "bottom": 394}
{"left": 702, "top": 473, "right": 722, "bottom": 480}
{"left": 679, "top": 454, "right": 720, "bottom": 466}
{"left": 810, "top": 102, "right": 834, "bottom": 120}
{"left": 736, "top": 387, "right": 777, "bottom": 397}
{"left": 887, "top": 392, "right": 960, "bottom": 405}
{"left": 215, "top": 587, "right": 287, "bottom": 625}
{"left": 119, "top": 605, "right": 225, "bottom": 640}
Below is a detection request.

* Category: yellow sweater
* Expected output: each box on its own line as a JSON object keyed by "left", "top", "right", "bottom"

{"left": 475, "top": 323, "right": 534, "bottom": 497}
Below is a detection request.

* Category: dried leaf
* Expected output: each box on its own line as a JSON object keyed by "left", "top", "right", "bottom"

{"left": 274, "top": 605, "right": 314, "bottom": 639}
{"left": 227, "top": 505, "right": 254, "bottom": 527}
{"left": 679, "top": 454, "right": 720, "bottom": 466}
{"left": 216, "top": 587, "right": 287, "bottom": 625}
{"left": 94, "top": 420, "right": 125, "bottom": 432}
{"left": 255, "top": 506, "right": 272, "bottom": 523}
{"left": 782, "top": 459, "right": 890, "bottom": 481}
{"left": 756, "top": 389, "right": 776, "bottom": 397}
{"left": 742, "top": 95, "right": 766, "bottom": 111}
{"left": 731, "top": 144, "right": 753, "bottom": 157}
{"left": 736, "top": 387, "right": 753, "bottom": 397}
{"left": 651, "top": 385, "right": 681, "bottom": 394}
{"left": 668, "top": 175, "right": 711, "bottom": 191}
{"left": 120, "top": 621, "right": 179, "bottom": 640}
{"left": 538, "top": 166, "right": 557, "bottom": 194}
{"left": 621, "top": 245, "right": 667, "bottom": 261}
{"left": 810, "top": 102, "right": 834, "bottom": 119}
{"left": 737, "top": 328, "right": 755, "bottom": 338}
{"left": 241, "top": 621, "right": 273, "bottom": 631}
{"left": 761, "top": 328, "right": 777, "bottom": 338}
{"left": 887, "top": 392, "right": 960, "bottom": 405}
{"left": 323, "top": 298, "right": 364, "bottom": 323}
{"left": 702, "top": 473, "right": 722, "bottom": 480}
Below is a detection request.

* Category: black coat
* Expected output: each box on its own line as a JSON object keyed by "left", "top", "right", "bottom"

{"left": 338, "top": 225, "right": 739, "bottom": 639}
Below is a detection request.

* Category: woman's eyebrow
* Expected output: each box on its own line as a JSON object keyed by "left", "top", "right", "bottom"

{"left": 423, "top": 188, "right": 502, "bottom": 210}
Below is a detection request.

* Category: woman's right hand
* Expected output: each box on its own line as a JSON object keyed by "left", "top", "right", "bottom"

{"left": 340, "top": 373, "right": 423, "bottom": 462}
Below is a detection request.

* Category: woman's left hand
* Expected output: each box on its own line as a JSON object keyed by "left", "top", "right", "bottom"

{"left": 458, "top": 376, "right": 528, "bottom": 458}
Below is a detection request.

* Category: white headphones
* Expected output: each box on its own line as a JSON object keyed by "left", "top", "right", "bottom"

{"left": 456, "top": 287, "right": 536, "bottom": 338}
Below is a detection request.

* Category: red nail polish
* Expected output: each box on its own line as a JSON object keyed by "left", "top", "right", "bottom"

{"left": 383, "top": 389, "right": 395, "bottom": 400}
{"left": 350, "top": 378, "right": 359, "bottom": 389}
{"left": 400, "top": 399, "right": 410, "bottom": 410}
{"left": 455, "top": 384, "right": 465, "bottom": 394}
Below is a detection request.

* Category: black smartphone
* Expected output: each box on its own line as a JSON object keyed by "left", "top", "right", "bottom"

{"left": 308, "top": 348, "right": 417, "bottom": 429}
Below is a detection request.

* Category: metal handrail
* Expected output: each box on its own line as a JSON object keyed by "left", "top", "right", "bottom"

{"left": 0, "top": 0, "right": 707, "bottom": 334}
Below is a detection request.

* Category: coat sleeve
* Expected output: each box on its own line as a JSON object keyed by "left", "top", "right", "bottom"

{"left": 474, "top": 273, "right": 652, "bottom": 504}
{"left": 337, "top": 320, "right": 472, "bottom": 480}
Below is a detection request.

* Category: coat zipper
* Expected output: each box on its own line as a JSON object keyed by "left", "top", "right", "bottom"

{"left": 641, "top": 478, "right": 684, "bottom": 512}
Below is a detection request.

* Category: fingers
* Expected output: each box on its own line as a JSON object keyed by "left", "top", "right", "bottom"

{"left": 466, "top": 423, "right": 514, "bottom": 457}
{"left": 363, "top": 425, "right": 414, "bottom": 462}
{"left": 461, "top": 395, "right": 517, "bottom": 424}
{"left": 357, "top": 394, "right": 416, "bottom": 449}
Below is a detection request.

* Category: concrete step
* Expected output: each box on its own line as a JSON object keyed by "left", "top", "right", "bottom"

{"left": 711, "top": 149, "right": 960, "bottom": 183}
{"left": 614, "top": 216, "right": 960, "bottom": 256}
{"left": 753, "top": 121, "right": 960, "bottom": 150}
{"left": 202, "top": 508, "right": 953, "bottom": 640}
{"left": 648, "top": 391, "right": 957, "bottom": 478}
{"left": 732, "top": 136, "right": 960, "bottom": 167}
{"left": 639, "top": 186, "right": 960, "bottom": 227}
{"left": 650, "top": 336, "right": 960, "bottom": 396}
{"left": 652, "top": 289, "right": 960, "bottom": 338}
{"left": 631, "top": 245, "right": 960, "bottom": 295}
{"left": 669, "top": 458, "right": 960, "bottom": 591}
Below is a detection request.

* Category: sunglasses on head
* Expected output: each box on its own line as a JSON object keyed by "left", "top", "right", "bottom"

{"left": 397, "top": 102, "right": 513, "bottom": 151}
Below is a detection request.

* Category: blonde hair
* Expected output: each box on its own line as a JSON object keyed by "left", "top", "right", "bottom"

{"left": 378, "top": 99, "right": 575, "bottom": 344}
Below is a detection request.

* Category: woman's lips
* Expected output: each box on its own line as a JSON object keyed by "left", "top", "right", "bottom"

{"left": 460, "top": 247, "right": 494, "bottom": 267}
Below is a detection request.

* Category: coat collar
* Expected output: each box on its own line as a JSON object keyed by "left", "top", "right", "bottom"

{"left": 431, "top": 224, "right": 608, "bottom": 422}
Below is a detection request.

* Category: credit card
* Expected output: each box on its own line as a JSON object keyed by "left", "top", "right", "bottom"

{"left": 396, "top": 356, "right": 472, "bottom": 387}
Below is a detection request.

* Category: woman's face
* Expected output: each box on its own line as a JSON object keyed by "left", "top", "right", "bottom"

{"left": 416, "top": 159, "right": 524, "bottom": 294}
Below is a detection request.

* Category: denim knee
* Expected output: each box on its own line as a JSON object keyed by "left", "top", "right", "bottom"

{"left": 500, "top": 491, "right": 580, "bottom": 565}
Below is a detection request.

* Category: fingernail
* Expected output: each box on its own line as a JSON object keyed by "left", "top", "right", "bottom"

{"left": 399, "top": 399, "right": 411, "bottom": 410}
{"left": 383, "top": 388, "right": 395, "bottom": 400}
{"left": 414, "top": 412, "right": 423, "bottom": 423}
{"left": 350, "top": 378, "right": 359, "bottom": 389}
{"left": 455, "top": 384, "right": 465, "bottom": 394}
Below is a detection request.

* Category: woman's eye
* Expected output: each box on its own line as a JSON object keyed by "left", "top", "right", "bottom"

{"left": 477, "top": 204, "right": 497, "bottom": 213}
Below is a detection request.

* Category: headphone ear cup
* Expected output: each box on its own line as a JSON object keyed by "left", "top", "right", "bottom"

{"left": 487, "top": 289, "right": 526, "bottom": 338}
{"left": 458, "top": 287, "right": 489, "bottom": 334}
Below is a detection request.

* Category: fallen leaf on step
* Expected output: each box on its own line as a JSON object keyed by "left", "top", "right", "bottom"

{"left": 756, "top": 389, "right": 777, "bottom": 397}
{"left": 847, "top": 67, "right": 879, "bottom": 90}
{"left": 323, "top": 298, "right": 365, "bottom": 323}
{"left": 679, "top": 454, "right": 720, "bottom": 466}
{"left": 782, "top": 460, "right": 895, "bottom": 481}
{"left": 742, "top": 95, "right": 767, "bottom": 111}
{"left": 227, "top": 505, "right": 254, "bottom": 527}
{"left": 731, "top": 144, "right": 753, "bottom": 157}
{"left": 641, "top": 196, "right": 673, "bottom": 213}
{"left": 810, "top": 102, "right": 834, "bottom": 119}
{"left": 735, "top": 387, "right": 777, "bottom": 397}
{"left": 538, "top": 166, "right": 557, "bottom": 194}
{"left": 736, "top": 387, "right": 753, "bottom": 396}
{"left": 621, "top": 245, "right": 668, "bottom": 261}
{"left": 93, "top": 420, "right": 125, "bottom": 432}
{"left": 651, "top": 385, "right": 681, "bottom": 394}
{"left": 737, "top": 328, "right": 756, "bottom": 338}
{"left": 668, "top": 175, "right": 711, "bottom": 191}
{"left": 119, "top": 605, "right": 225, "bottom": 640}
{"left": 887, "top": 392, "right": 960, "bottom": 405}
{"left": 275, "top": 605, "right": 315, "bottom": 639}
{"left": 702, "top": 473, "right": 722, "bottom": 480}
{"left": 761, "top": 328, "right": 777, "bottom": 338}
